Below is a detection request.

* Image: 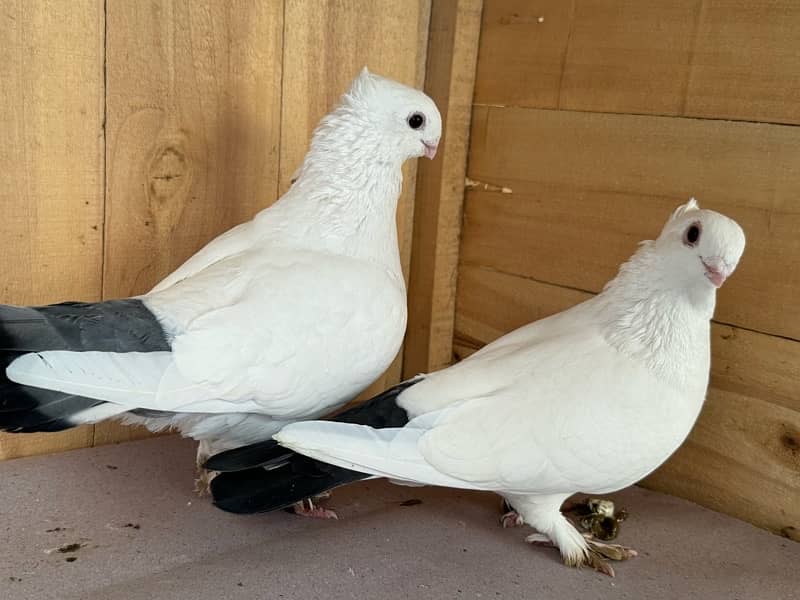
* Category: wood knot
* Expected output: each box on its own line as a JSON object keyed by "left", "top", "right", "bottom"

{"left": 781, "top": 526, "right": 800, "bottom": 543}
{"left": 147, "top": 144, "right": 190, "bottom": 204}
{"left": 781, "top": 432, "right": 800, "bottom": 454}
{"left": 718, "top": 327, "right": 735, "bottom": 340}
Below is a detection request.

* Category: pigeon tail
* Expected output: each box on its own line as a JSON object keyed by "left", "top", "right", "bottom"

{"left": 0, "top": 300, "right": 169, "bottom": 432}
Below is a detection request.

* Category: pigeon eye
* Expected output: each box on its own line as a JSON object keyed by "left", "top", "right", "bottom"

{"left": 407, "top": 112, "right": 425, "bottom": 130}
{"left": 683, "top": 223, "right": 701, "bottom": 247}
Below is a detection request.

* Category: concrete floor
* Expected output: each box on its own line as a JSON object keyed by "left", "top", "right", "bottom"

{"left": 0, "top": 437, "right": 797, "bottom": 600}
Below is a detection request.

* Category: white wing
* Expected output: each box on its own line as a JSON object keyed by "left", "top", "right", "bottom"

{"left": 8, "top": 247, "right": 405, "bottom": 418}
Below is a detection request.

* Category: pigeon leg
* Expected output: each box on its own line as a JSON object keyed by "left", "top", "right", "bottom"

{"left": 291, "top": 496, "right": 338, "bottom": 520}
{"left": 499, "top": 497, "right": 524, "bottom": 527}
{"left": 194, "top": 440, "right": 216, "bottom": 496}
{"left": 507, "top": 493, "right": 636, "bottom": 577}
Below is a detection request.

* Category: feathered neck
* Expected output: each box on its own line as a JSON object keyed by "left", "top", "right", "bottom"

{"left": 295, "top": 93, "right": 405, "bottom": 186}
{"left": 254, "top": 98, "right": 405, "bottom": 275}
{"left": 596, "top": 241, "right": 715, "bottom": 390}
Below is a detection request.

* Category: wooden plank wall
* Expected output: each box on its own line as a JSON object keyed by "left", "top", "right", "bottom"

{"left": 0, "top": 0, "right": 433, "bottom": 460}
{"left": 456, "top": 0, "right": 800, "bottom": 534}
{"left": 403, "top": 0, "right": 484, "bottom": 377}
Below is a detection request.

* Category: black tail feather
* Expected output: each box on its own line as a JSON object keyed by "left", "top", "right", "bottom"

{"left": 208, "top": 377, "right": 424, "bottom": 513}
{"left": 0, "top": 300, "right": 170, "bottom": 433}
{"left": 211, "top": 457, "right": 369, "bottom": 514}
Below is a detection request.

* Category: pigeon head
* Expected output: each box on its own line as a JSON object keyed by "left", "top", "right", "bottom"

{"left": 654, "top": 198, "right": 746, "bottom": 289}
{"left": 342, "top": 67, "right": 442, "bottom": 162}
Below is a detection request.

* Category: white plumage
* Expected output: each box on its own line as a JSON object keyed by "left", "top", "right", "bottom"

{"left": 274, "top": 199, "right": 746, "bottom": 574}
{"left": 5, "top": 68, "right": 442, "bottom": 462}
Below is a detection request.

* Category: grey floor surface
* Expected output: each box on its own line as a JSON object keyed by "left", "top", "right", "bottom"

{"left": 0, "top": 436, "right": 797, "bottom": 600}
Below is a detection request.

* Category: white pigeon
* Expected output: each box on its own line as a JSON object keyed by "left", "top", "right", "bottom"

{"left": 206, "top": 199, "right": 745, "bottom": 574}
{"left": 0, "top": 67, "right": 442, "bottom": 503}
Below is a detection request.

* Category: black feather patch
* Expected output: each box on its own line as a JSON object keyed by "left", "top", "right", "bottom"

{"left": 0, "top": 299, "right": 170, "bottom": 433}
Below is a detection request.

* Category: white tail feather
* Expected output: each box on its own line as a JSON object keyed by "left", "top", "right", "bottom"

{"left": 7, "top": 351, "right": 171, "bottom": 407}
{"left": 274, "top": 421, "right": 485, "bottom": 491}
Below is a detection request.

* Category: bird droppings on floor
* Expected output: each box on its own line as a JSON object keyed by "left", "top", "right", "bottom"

{"left": 0, "top": 436, "right": 798, "bottom": 600}
{"left": 399, "top": 498, "right": 422, "bottom": 506}
{"left": 56, "top": 543, "right": 84, "bottom": 554}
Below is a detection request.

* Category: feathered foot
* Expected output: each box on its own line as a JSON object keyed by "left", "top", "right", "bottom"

{"left": 584, "top": 536, "right": 637, "bottom": 576}
{"left": 194, "top": 470, "right": 215, "bottom": 496}
{"left": 290, "top": 494, "right": 338, "bottom": 520}
{"left": 524, "top": 532, "right": 636, "bottom": 577}
{"left": 195, "top": 440, "right": 216, "bottom": 497}
{"left": 509, "top": 493, "right": 636, "bottom": 577}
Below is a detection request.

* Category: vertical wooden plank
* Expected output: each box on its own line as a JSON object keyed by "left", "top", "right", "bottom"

{"left": 473, "top": 0, "right": 573, "bottom": 108}
{"left": 403, "top": 0, "right": 484, "bottom": 377}
{"left": 281, "top": 0, "right": 432, "bottom": 396}
{"left": 99, "top": 0, "right": 284, "bottom": 444}
{"left": 0, "top": 0, "right": 105, "bottom": 459}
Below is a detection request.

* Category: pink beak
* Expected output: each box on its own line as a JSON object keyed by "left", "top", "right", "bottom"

{"left": 422, "top": 141, "right": 438, "bottom": 160}
{"left": 702, "top": 257, "right": 730, "bottom": 288}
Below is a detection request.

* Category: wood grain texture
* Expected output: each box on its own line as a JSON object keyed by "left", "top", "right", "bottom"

{"left": 685, "top": 0, "right": 800, "bottom": 124}
{"left": 281, "top": 0, "right": 432, "bottom": 397}
{"left": 454, "top": 265, "right": 800, "bottom": 533}
{"left": 0, "top": 0, "right": 104, "bottom": 459}
{"left": 403, "top": 0, "right": 484, "bottom": 377}
{"left": 104, "top": 0, "right": 284, "bottom": 299}
{"left": 464, "top": 106, "right": 800, "bottom": 341}
{"left": 560, "top": 0, "right": 700, "bottom": 115}
{"left": 473, "top": 0, "right": 574, "bottom": 108}
{"left": 97, "top": 0, "right": 284, "bottom": 445}
{"left": 474, "top": 0, "right": 800, "bottom": 125}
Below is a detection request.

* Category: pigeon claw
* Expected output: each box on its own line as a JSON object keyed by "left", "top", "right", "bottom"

{"left": 291, "top": 497, "right": 339, "bottom": 520}
{"left": 500, "top": 510, "right": 525, "bottom": 528}
{"left": 584, "top": 537, "right": 638, "bottom": 577}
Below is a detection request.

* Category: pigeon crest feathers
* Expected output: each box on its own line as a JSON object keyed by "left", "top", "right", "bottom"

{"left": 301, "top": 67, "right": 442, "bottom": 172}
